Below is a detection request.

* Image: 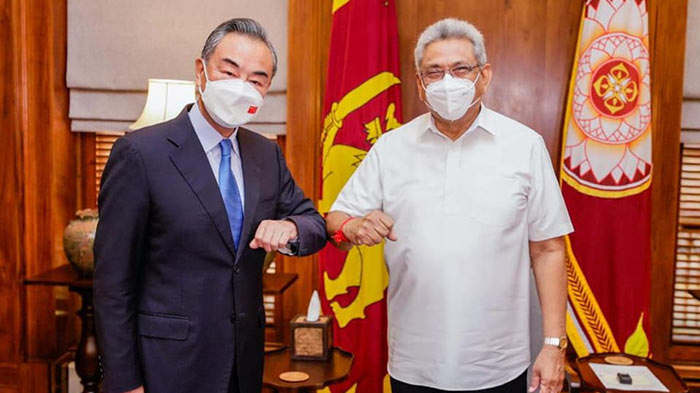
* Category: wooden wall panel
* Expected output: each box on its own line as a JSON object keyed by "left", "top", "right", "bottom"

{"left": 0, "top": 363, "right": 19, "bottom": 391}
{"left": 77, "top": 133, "right": 97, "bottom": 210}
{"left": 647, "top": 0, "right": 689, "bottom": 363}
{"left": 284, "top": 0, "right": 332, "bottom": 343}
{"left": 19, "top": 0, "right": 77, "bottom": 362}
{"left": 395, "top": 0, "right": 584, "bottom": 161}
{"left": 17, "top": 363, "right": 49, "bottom": 393}
{"left": 0, "top": 0, "right": 24, "bottom": 371}
{"left": 1, "top": 0, "right": 78, "bottom": 390}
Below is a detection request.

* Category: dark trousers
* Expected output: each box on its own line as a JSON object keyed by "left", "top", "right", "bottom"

{"left": 228, "top": 362, "right": 240, "bottom": 393}
{"left": 390, "top": 370, "right": 528, "bottom": 393}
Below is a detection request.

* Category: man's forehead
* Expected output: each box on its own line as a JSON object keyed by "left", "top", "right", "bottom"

{"left": 212, "top": 33, "right": 273, "bottom": 68}
{"left": 422, "top": 38, "right": 476, "bottom": 64}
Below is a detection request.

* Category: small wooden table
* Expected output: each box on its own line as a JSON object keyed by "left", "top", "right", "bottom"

{"left": 24, "top": 264, "right": 99, "bottom": 393}
{"left": 577, "top": 353, "right": 688, "bottom": 392}
{"left": 263, "top": 347, "right": 353, "bottom": 392}
{"left": 25, "top": 264, "right": 299, "bottom": 393}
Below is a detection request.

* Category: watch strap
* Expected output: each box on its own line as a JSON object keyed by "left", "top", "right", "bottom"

{"left": 543, "top": 336, "right": 567, "bottom": 350}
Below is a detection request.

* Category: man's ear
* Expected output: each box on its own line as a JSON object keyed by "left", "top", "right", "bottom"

{"left": 194, "top": 58, "right": 205, "bottom": 88}
{"left": 415, "top": 72, "right": 426, "bottom": 102}
{"left": 479, "top": 63, "right": 493, "bottom": 91}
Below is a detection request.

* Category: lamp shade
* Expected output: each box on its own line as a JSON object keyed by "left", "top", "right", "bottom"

{"left": 129, "top": 79, "right": 195, "bottom": 130}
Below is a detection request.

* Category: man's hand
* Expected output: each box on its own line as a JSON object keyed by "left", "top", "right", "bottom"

{"left": 344, "top": 211, "right": 397, "bottom": 246}
{"left": 250, "top": 220, "right": 298, "bottom": 252}
{"left": 529, "top": 345, "right": 565, "bottom": 393}
{"left": 124, "top": 387, "right": 144, "bottom": 393}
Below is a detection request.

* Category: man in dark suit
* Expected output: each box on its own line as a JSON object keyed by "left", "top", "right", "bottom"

{"left": 94, "top": 18, "right": 327, "bottom": 393}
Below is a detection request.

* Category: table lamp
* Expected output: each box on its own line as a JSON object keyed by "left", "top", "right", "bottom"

{"left": 129, "top": 79, "right": 195, "bottom": 130}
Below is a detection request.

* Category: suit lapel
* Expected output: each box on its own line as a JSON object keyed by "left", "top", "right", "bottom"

{"left": 235, "top": 129, "right": 261, "bottom": 262}
{"left": 167, "top": 108, "right": 237, "bottom": 258}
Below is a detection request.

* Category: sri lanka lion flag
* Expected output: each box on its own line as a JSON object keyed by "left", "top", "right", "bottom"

{"left": 562, "top": 0, "right": 652, "bottom": 357}
{"left": 317, "top": 0, "right": 402, "bottom": 392}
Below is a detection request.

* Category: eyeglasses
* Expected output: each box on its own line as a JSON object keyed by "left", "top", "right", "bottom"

{"left": 420, "top": 64, "right": 481, "bottom": 84}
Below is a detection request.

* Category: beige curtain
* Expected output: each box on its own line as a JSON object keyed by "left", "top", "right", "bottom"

{"left": 67, "top": 0, "right": 288, "bottom": 134}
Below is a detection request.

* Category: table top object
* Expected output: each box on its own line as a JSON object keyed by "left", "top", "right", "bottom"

{"left": 263, "top": 347, "right": 353, "bottom": 390}
{"left": 63, "top": 209, "right": 99, "bottom": 277}
{"left": 577, "top": 353, "right": 688, "bottom": 392}
{"left": 605, "top": 355, "right": 634, "bottom": 365}
{"left": 291, "top": 314, "right": 333, "bottom": 361}
{"left": 279, "top": 371, "right": 310, "bottom": 383}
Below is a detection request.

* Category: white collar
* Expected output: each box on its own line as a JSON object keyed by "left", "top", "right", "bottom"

{"left": 188, "top": 102, "right": 240, "bottom": 155}
{"left": 423, "top": 104, "right": 497, "bottom": 142}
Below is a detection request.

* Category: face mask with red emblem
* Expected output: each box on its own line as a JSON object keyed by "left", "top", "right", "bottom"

{"left": 199, "top": 60, "right": 264, "bottom": 128}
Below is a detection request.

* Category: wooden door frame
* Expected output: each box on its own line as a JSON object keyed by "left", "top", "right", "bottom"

{"left": 647, "top": 0, "right": 689, "bottom": 363}
{"left": 282, "top": 0, "right": 332, "bottom": 343}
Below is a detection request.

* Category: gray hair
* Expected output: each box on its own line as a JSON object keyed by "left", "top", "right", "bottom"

{"left": 201, "top": 18, "right": 278, "bottom": 76}
{"left": 414, "top": 18, "right": 487, "bottom": 70}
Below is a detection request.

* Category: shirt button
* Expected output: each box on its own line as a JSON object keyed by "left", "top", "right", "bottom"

{"left": 230, "top": 314, "right": 237, "bottom": 323}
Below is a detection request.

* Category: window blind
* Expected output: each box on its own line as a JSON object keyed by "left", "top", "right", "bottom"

{"left": 673, "top": 144, "right": 700, "bottom": 343}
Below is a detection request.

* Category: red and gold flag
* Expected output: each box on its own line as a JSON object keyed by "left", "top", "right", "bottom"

{"left": 317, "top": 0, "right": 402, "bottom": 391}
{"left": 561, "top": 0, "right": 652, "bottom": 357}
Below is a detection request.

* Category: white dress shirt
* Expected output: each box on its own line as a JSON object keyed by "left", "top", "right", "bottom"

{"left": 188, "top": 103, "right": 245, "bottom": 207}
{"left": 331, "top": 105, "right": 574, "bottom": 390}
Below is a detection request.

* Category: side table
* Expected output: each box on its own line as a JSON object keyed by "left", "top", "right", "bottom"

{"left": 24, "top": 264, "right": 100, "bottom": 393}
{"left": 577, "top": 352, "right": 688, "bottom": 392}
{"left": 263, "top": 347, "right": 353, "bottom": 392}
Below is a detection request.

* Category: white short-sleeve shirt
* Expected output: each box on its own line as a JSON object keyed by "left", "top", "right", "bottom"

{"left": 331, "top": 105, "right": 574, "bottom": 390}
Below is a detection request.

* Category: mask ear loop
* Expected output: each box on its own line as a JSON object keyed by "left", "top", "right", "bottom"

{"left": 198, "top": 59, "right": 211, "bottom": 96}
{"left": 418, "top": 73, "right": 440, "bottom": 115}
{"left": 466, "top": 71, "right": 483, "bottom": 110}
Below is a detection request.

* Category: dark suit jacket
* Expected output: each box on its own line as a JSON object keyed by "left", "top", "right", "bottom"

{"left": 94, "top": 106, "right": 326, "bottom": 393}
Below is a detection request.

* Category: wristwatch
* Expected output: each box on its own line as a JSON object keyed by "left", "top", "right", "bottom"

{"left": 543, "top": 336, "right": 568, "bottom": 351}
{"left": 278, "top": 238, "right": 299, "bottom": 256}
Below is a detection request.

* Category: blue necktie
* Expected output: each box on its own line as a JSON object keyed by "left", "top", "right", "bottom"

{"left": 218, "top": 139, "right": 244, "bottom": 249}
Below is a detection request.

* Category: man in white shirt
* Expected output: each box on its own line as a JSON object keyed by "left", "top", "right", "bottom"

{"left": 326, "top": 18, "right": 573, "bottom": 393}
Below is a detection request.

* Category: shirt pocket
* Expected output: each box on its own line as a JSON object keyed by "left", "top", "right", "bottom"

{"left": 468, "top": 174, "right": 526, "bottom": 228}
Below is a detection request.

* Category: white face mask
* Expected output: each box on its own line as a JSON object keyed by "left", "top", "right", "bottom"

{"left": 423, "top": 73, "right": 481, "bottom": 121}
{"left": 199, "top": 60, "right": 264, "bottom": 128}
